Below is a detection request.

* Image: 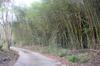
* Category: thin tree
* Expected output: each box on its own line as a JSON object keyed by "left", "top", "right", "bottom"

{"left": 0, "top": 0, "right": 13, "bottom": 50}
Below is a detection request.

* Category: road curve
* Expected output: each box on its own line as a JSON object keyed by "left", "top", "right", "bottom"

{"left": 10, "top": 47, "right": 64, "bottom": 66}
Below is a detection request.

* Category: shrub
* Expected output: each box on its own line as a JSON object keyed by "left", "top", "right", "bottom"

{"left": 65, "top": 55, "right": 79, "bottom": 63}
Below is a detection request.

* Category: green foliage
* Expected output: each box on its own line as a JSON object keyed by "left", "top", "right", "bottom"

{"left": 64, "top": 53, "right": 91, "bottom": 63}
{"left": 47, "top": 46, "right": 67, "bottom": 56}
{"left": 78, "top": 53, "right": 90, "bottom": 63}
{"left": 65, "top": 55, "right": 79, "bottom": 63}
{"left": 12, "top": 0, "right": 100, "bottom": 50}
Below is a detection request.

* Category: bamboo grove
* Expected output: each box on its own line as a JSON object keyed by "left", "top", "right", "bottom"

{"left": 11, "top": 0, "right": 100, "bottom": 50}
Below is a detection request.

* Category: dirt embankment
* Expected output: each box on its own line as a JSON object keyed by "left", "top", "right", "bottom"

{"left": 0, "top": 50, "right": 19, "bottom": 66}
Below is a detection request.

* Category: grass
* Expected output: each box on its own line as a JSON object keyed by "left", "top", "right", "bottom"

{"left": 46, "top": 46, "right": 67, "bottom": 56}
{"left": 65, "top": 55, "right": 79, "bottom": 63}
{"left": 78, "top": 53, "right": 91, "bottom": 63}
{"left": 64, "top": 53, "right": 91, "bottom": 63}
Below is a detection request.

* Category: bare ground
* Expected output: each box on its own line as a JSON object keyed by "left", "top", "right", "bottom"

{"left": 0, "top": 50, "right": 19, "bottom": 66}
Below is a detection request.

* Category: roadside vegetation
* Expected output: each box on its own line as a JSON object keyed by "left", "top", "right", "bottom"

{"left": 12, "top": 0, "right": 100, "bottom": 64}
{"left": 0, "top": 0, "right": 100, "bottom": 65}
{"left": 13, "top": 0, "right": 100, "bottom": 64}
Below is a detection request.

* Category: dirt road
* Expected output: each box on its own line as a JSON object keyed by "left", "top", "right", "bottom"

{"left": 11, "top": 47, "right": 64, "bottom": 66}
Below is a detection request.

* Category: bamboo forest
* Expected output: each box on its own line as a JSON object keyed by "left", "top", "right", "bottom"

{"left": 0, "top": 0, "right": 100, "bottom": 66}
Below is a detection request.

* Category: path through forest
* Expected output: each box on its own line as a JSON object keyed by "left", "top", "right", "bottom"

{"left": 11, "top": 47, "right": 65, "bottom": 66}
